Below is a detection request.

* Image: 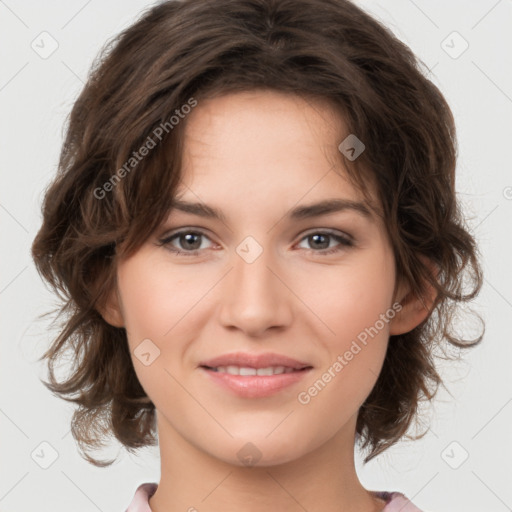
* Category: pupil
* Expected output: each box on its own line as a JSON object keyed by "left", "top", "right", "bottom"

{"left": 311, "top": 234, "right": 328, "bottom": 249}
{"left": 182, "top": 233, "right": 201, "bottom": 250}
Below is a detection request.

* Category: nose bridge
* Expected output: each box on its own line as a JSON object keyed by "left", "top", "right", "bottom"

{"left": 218, "top": 236, "right": 292, "bottom": 334}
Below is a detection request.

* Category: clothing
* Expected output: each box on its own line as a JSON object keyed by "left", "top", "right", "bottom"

{"left": 125, "top": 482, "right": 424, "bottom": 511}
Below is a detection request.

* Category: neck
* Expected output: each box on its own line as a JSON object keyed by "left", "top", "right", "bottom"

{"left": 148, "top": 413, "right": 385, "bottom": 512}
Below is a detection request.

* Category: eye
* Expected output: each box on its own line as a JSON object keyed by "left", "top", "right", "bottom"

{"left": 158, "top": 228, "right": 354, "bottom": 257}
{"left": 158, "top": 229, "right": 214, "bottom": 256}
{"left": 296, "top": 230, "right": 354, "bottom": 255}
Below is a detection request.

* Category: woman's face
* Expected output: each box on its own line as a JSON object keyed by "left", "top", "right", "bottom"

{"left": 110, "top": 90, "right": 404, "bottom": 466}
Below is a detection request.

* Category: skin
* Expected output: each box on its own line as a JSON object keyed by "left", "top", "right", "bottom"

{"left": 102, "top": 90, "right": 434, "bottom": 512}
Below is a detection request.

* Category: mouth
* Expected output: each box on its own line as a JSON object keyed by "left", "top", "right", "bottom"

{"left": 197, "top": 351, "right": 313, "bottom": 397}
{"left": 199, "top": 364, "right": 313, "bottom": 398}
{"left": 200, "top": 365, "right": 312, "bottom": 375}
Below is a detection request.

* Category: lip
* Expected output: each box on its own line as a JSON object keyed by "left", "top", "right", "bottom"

{"left": 199, "top": 351, "right": 312, "bottom": 370}
{"left": 200, "top": 366, "right": 313, "bottom": 398}
{"left": 198, "top": 351, "right": 313, "bottom": 398}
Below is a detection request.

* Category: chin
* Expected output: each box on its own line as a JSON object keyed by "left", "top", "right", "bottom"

{"left": 210, "top": 433, "right": 312, "bottom": 468}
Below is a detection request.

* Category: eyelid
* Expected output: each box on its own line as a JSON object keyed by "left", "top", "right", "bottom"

{"left": 299, "top": 227, "right": 354, "bottom": 242}
{"left": 157, "top": 226, "right": 217, "bottom": 244}
{"left": 157, "top": 225, "right": 355, "bottom": 256}
{"left": 158, "top": 226, "right": 353, "bottom": 244}
{"left": 157, "top": 228, "right": 218, "bottom": 253}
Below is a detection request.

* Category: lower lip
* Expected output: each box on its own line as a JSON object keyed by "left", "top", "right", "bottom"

{"left": 200, "top": 367, "right": 312, "bottom": 398}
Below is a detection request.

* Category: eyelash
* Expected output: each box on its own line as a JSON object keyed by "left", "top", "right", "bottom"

{"left": 157, "top": 228, "right": 354, "bottom": 257}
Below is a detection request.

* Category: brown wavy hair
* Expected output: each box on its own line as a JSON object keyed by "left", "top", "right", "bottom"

{"left": 31, "top": 0, "right": 484, "bottom": 467}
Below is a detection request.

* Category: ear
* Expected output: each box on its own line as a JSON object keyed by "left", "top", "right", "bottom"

{"left": 389, "top": 256, "right": 439, "bottom": 336}
{"left": 97, "top": 286, "right": 125, "bottom": 328}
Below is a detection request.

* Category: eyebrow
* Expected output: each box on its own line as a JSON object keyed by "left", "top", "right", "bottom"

{"left": 168, "top": 198, "right": 375, "bottom": 223}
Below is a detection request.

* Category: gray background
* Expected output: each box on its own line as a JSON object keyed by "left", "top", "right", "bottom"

{"left": 1, "top": 1, "right": 511, "bottom": 511}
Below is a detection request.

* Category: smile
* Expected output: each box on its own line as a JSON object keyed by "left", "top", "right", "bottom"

{"left": 200, "top": 365, "right": 312, "bottom": 398}
{"left": 204, "top": 365, "right": 302, "bottom": 375}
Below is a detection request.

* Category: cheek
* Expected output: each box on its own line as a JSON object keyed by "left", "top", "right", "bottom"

{"left": 116, "top": 256, "right": 194, "bottom": 409}
{"left": 116, "top": 255, "right": 213, "bottom": 395}
{"left": 117, "top": 255, "right": 196, "bottom": 343}
{"left": 302, "top": 253, "right": 396, "bottom": 344}
{"left": 302, "top": 252, "right": 395, "bottom": 399}
{"left": 298, "top": 287, "right": 392, "bottom": 422}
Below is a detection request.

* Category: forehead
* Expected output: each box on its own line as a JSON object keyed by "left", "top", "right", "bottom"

{"left": 177, "top": 90, "right": 380, "bottom": 217}
{"left": 182, "top": 90, "right": 343, "bottom": 159}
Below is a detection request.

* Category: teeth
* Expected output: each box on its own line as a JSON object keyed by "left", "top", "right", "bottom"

{"left": 212, "top": 366, "right": 295, "bottom": 375}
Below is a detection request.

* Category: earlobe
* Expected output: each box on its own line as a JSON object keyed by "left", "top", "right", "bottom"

{"left": 389, "top": 257, "right": 439, "bottom": 336}
{"left": 97, "top": 287, "right": 125, "bottom": 328}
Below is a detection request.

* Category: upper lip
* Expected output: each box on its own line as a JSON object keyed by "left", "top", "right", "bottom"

{"left": 199, "top": 352, "right": 312, "bottom": 370}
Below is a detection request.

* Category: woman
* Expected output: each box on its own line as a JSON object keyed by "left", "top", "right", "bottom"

{"left": 31, "top": 0, "right": 484, "bottom": 510}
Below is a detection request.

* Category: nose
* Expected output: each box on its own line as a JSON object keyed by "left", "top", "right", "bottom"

{"left": 218, "top": 244, "right": 293, "bottom": 337}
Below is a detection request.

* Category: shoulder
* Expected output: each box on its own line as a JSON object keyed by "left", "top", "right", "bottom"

{"left": 370, "top": 490, "right": 425, "bottom": 511}
{"left": 125, "top": 482, "right": 158, "bottom": 512}
{"left": 126, "top": 485, "right": 425, "bottom": 512}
